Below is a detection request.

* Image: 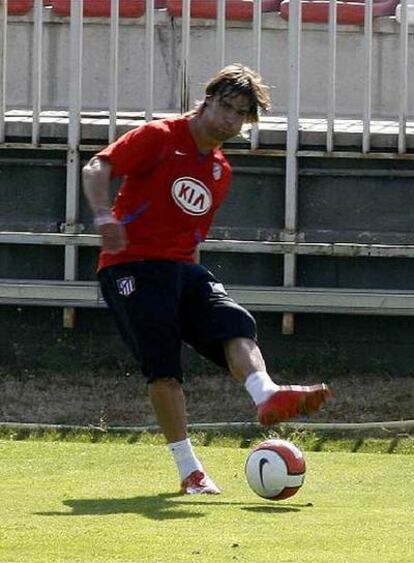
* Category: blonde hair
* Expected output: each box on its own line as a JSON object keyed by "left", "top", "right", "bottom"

{"left": 193, "top": 63, "right": 271, "bottom": 123}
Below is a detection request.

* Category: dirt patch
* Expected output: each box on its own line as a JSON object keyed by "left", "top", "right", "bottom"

{"left": 1, "top": 368, "right": 413, "bottom": 427}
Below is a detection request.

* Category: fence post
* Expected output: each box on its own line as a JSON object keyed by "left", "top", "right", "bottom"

{"left": 283, "top": 0, "right": 301, "bottom": 335}
{"left": 0, "top": 0, "right": 7, "bottom": 144}
{"left": 64, "top": 0, "right": 84, "bottom": 329}
{"left": 180, "top": 0, "right": 191, "bottom": 113}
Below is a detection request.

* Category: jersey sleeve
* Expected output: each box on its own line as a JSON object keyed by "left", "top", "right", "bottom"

{"left": 96, "top": 121, "right": 168, "bottom": 178}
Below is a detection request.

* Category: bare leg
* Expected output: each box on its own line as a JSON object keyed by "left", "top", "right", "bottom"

{"left": 148, "top": 377, "right": 188, "bottom": 443}
{"left": 223, "top": 337, "right": 266, "bottom": 382}
{"left": 148, "top": 377, "right": 220, "bottom": 494}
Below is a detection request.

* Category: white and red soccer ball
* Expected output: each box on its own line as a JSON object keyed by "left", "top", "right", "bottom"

{"left": 245, "top": 439, "right": 306, "bottom": 500}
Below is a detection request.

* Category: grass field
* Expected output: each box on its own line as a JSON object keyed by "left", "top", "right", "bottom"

{"left": 1, "top": 435, "right": 413, "bottom": 563}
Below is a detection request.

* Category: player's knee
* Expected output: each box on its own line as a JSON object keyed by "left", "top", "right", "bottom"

{"left": 243, "top": 309, "right": 257, "bottom": 338}
{"left": 147, "top": 374, "right": 183, "bottom": 386}
{"left": 231, "top": 306, "right": 257, "bottom": 340}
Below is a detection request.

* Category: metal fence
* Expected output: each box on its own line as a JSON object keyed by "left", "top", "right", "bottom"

{"left": 1, "top": 0, "right": 414, "bottom": 329}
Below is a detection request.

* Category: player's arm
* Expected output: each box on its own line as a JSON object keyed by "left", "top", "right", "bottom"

{"left": 82, "top": 156, "right": 128, "bottom": 254}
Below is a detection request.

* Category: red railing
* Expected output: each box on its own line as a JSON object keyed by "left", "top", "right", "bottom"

{"left": 166, "top": 0, "right": 282, "bottom": 20}
{"left": 7, "top": 0, "right": 401, "bottom": 24}
{"left": 46, "top": 0, "right": 145, "bottom": 17}
{"left": 279, "top": 0, "right": 400, "bottom": 25}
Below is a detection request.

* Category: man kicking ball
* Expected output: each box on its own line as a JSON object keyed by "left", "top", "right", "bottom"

{"left": 82, "top": 64, "right": 333, "bottom": 495}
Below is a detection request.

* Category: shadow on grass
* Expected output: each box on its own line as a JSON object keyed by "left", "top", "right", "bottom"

{"left": 36, "top": 493, "right": 203, "bottom": 520}
{"left": 35, "top": 494, "right": 305, "bottom": 520}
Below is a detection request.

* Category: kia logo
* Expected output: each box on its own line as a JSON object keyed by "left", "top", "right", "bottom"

{"left": 171, "top": 177, "right": 212, "bottom": 216}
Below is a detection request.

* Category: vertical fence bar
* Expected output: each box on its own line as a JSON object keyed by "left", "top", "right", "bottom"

{"left": 145, "top": 0, "right": 155, "bottom": 121}
{"left": 398, "top": 0, "right": 408, "bottom": 155}
{"left": 64, "top": 0, "right": 83, "bottom": 328}
{"left": 283, "top": 0, "right": 301, "bottom": 335}
{"left": 32, "top": 0, "right": 43, "bottom": 145}
{"left": 180, "top": 0, "right": 191, "bottom": 113}
{"left": 109, "top": 0, "right": 119, "bottom": 143}
{"left": 0, "top": 0, "right": 7, "bottom": 143}
{"left": 326, "top": 0, "right": 337, "bottom": 152}
{"left": 362, "top": 0, "right": 373, "bottom": 154}
{"left": 216, "top": 0, "right": 225, "bottom": 69}
{"left": 250, "top": 0, "right": 262, "bottom": 150}
{"left": 252, "top": 0, "right": 262, "bottom": 71}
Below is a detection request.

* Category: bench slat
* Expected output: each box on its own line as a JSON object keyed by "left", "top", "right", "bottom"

{"left": 1, "top": 280, "right": 414, "bottom": 315}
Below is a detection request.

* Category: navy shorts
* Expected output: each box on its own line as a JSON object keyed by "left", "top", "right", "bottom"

{"left": 98, "top": 261, "right": 257, "bottom": 383}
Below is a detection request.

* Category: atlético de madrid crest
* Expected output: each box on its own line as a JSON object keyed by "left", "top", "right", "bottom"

{"left": 212, "top": 162, "right": 222, "bottom": 181}
{"left": 116, "top": 276, "right": 135, "bottom": 297}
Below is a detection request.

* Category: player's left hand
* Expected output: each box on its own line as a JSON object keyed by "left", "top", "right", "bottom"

{"left": 98, "top": 222, "right": 128, "bottom": 254}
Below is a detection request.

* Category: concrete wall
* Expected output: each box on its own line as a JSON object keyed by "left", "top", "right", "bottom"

{"left": 2, "top": 304, "right": 414, "bottom": 375}
{"left": 6, "top": 10, "right": 414, "bottom": 118}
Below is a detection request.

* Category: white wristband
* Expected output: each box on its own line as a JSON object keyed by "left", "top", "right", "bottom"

{"left": 94, "top": 212, "right": 118, "bottom": 227}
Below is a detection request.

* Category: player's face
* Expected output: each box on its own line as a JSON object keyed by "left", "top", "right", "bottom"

{"left": 202, "top": 94, "right": 251, "bottom": 142}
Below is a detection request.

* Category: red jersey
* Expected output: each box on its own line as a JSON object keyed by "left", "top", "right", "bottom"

{"left": 96, "top": 116, "right": 232, "bottom": 270}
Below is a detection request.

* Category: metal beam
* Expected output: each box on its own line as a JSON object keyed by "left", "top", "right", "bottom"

{"left": 180, "top": 0, "right": 191, "bottom": 113}
{"left": 216, "top": 0, "right": 225, "bottom": 68}
{"left": 145, "top": 0, "right": 155, "bottom": 122}
{"left": 229, "top": 286, "right": 414, "bottom": 315}
{"left": 31, "top": 0, "right": 43, "bottom": 145}
{"left": 2, "top": 280, "right": 414, "bottom": 316}
{"left": 108, "top": 0, "right": 120, "bottom": 142}
{"left": 398, "top": 0, "right": 409, "bottom": 154}
{"left": 362, "top": 0, "right": 373, "bottom": 153}
{"left": 0, "top": 0, "right": 7, "bottom": 143}
{"left": 326, "top": 0, "right": 337, "bottom": 153}
{"left": 2, "top": 232, "right": 414, "bottom": 258}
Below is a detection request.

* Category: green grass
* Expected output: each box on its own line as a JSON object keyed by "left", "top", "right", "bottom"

{"left": 1, "top": 438, "right": 413, "bottom": 562}
{"left": 1, "top": 424, "right": 414, "bottom": 454}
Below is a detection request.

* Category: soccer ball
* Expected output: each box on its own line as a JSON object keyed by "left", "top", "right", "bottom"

{"left": 244, "top": 439, "right": 306, "bottom": 500}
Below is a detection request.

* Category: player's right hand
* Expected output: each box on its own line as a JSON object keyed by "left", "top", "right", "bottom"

{"left": 98, "top": 222, "right": 128, "bottom": 254}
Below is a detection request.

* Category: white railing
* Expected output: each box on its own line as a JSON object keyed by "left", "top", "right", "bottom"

{"left": 1, "top": 0, "right": 414, "bottom": 328}
{"left": 1, "top": 1, "right": 412, "bottom": 143}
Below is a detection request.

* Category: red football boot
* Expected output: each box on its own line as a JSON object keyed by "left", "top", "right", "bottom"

{"left": 257, "top": 384, "right": 333, "bottom": 427}
{"left": 180, "top": 470, "right": 221, "bottom": 495}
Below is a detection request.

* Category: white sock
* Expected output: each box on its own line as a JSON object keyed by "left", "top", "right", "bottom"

{"left": 168, "top": 438, "right": 203, "bottom": 481}
{"left": 244, "top": 371, "right": 279, "bottom": 406}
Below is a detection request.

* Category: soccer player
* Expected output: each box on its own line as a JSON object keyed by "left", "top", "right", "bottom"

{"left": 82, "top": 64, "right": 333, "bottom": 495}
